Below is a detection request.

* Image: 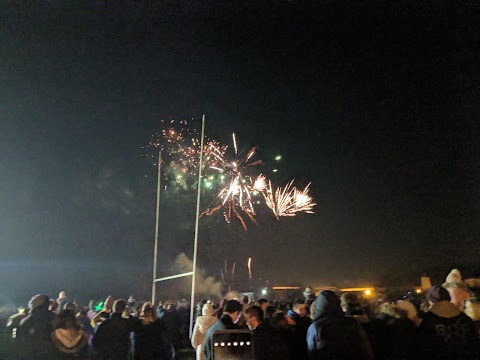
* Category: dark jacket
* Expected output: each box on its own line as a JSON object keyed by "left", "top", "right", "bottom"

{"left": 92, "top": 313, "right": 132, "bottom": 360}
{"left": 203, "top": 314, "right": 240, "bottom": 360}
{"left": 251, "top": 322, "right": 269, "bottom": 360}
{"left": 269, "top": 325, "right": 294, "bottom": 360}
{"left": 306, "top": 290, "right": 373, "bottom": 360}
{"left": 6, "top": 311, "right": 28, "bottom": 341}
{"left": 419, "top": 301, "right": 479, "bottom": 359}
{"left": 367, "top": 313, "right": 418, "bottom": 360}
{"left": 287, "top": 309, "right": 311, "bottom": 360}
{"left": 133, "top": 318, "right": 170, "bottom": 360}
{"left": 17, "top": 305, "right": 56, "bottom": 359}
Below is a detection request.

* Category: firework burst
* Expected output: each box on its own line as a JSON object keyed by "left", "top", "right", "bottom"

{"left": 141, "top": 119, "right": 201, "bottom": 191}
{"left": 264, "top": 180, "right": 316, "bottom": 220}
{"left": 144, "top": 123, "right": 316, "bottom": 228}
{"left": 200, "top": 133, "right": 265, "bottom": 230}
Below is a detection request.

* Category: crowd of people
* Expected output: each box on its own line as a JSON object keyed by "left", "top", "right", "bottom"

{"left": 3, "top": 268, "right": 480, "bottom": 359}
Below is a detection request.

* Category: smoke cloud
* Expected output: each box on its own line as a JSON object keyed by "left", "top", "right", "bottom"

{"left": 174, "top": 253, "right": 222, "bottom": 299}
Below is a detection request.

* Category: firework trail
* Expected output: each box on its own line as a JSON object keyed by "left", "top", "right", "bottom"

{"left": 220, "top": 260, "right": 236, "bottom": 292}
{"left": 248, "top": 257, "right": 252, "bottom": 279}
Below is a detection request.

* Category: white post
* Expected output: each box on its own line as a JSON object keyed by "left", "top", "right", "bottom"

{"left": 189, "top": 115, "right": 205, "bottom": 337}
{"left": 152, "top": 150, "right": 162, "bottom": 304}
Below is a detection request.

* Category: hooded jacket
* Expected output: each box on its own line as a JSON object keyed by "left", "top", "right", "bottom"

{"left": 50, "top": 328, "right": 89, "bottom": 359}
{"left": 306, "top": 290, "right": 373, "bottom": 360}
{"left": 419, "top": 301, "right": 479, "bottom": 359}
{"left": 191, "top": 314, "right": 217, "bottom": 349}
{"left": 191, "top": 313, "right": 217, "bottom": 360}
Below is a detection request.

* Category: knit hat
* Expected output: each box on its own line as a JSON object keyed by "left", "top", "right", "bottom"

{"left": 303, "top": 287, "right": 316, "bottom": 300}
{"left": 29, "top": 294, "right": 49, "bottom": 310}
{"left": 445, "top": 269, "right": 462, "bottom": 283}
{"left": 202, "top": 303, "right": 215, "bottom": 316}
{"left": 426, "top": 285, "right": 451, "bottom": 303}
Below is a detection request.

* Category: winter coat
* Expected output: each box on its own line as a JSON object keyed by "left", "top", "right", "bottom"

{"left": 17, "top": 305, "right": 56, "bottom": 359}
{"left": 50, "top": 328, "right": 89, "bottom": 359}
{"left": 367, "top": 313, "right": 418, "bottom": 360}
{"left": 306, "top": 290, "right": 373, "bottom": 360}
{"left": 92, "top": 313, "right": 132, "bottom": 360}
{"left": 287, "top": 309, "right": 311, "bottom": 360}
{"left": 133, "top": 318, "right": 170, "bottom": 360}
{"left": 419, "top": 301, "right": 479, "bottom": 359}
{"left": 191, "top": 315, "right": 217, "bottom": 360}
{"left": 203, "top": 314, "right": 240, "bottom": 360}
{"left": 6, "top": 311, "right": 28, "bottom": 341}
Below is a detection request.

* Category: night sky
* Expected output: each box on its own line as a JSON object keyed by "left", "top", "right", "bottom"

{"left": 1, "top": 1, "right": 479, "bottom": 305}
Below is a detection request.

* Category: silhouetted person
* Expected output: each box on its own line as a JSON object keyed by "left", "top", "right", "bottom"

{"left": 203, "top": 300, "right": 242, "bottom": 360}
{"left": 17, "top": 294, "right": 56, "bottom": 359}
{"left": 307, "top": 290, "right": 373, "bottom": 360}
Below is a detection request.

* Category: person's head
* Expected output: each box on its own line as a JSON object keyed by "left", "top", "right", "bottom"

{"left": 245, "top": 305, "right": 263, "bottom": 330}
{"left": 270, "top": 311, "right": 289, "bottom": 329}
{"left": 58, "top": 291, "right": 67, "bottom": 299}
{"left": 304, "top": 287, "right": 316, "bottom": 304}
{"left": 396, "top": 300, "right": 419, "bottom": 326}
{"left": 340, "top": 292, "right": 360, "bottom": 314}
{"left": 49, "top": 299, "right": 58, "bottom": 312}
{"left": 444, "top": 281, "right": 470, "bottom": 307}
{"left": 264, "top": 305, "right": 277, "bottom": 321}
{"left": 53, "top": 309, "right": 80, "bottom": 330}
{"left": 242, "top": 295, "right": 249, "bottom": 305}
{"left": 258, "top": 298, "right": 270, "bottom": 312}
{"left": 202, "top": 303, "right": 215, "bottom": 316}
{"left": 292, "top": 299, "right": 307, "bottom": 317}
{"left": 76, "top": 309, "right": 88, "bottom": 319}
{"left": 112, "top": 299, "right": 126, "bottom": 314}
{"left": 426, "top": 285, "right": 450, "bottom": 305}
{"left": 464, "top": 300, "right": 480, "bottom": 321}
{"left": 63, "top": 302, "right": 77, "bottom": 312}
{"left": 312, "top": 290, "right": 343, "bottom": 321}
{"left": 28, "top": 294, "right": 49, "bottom": 311}
{"left": 104, "top": 296, "right": 115, "bottom": 311}
{"left": 140, "top": 302, "right": 157, "bottom": 322}
{"left": 223, "top": 300, "right": 242, "bottom": 323}
{"left": 444, "top": 269, "right": 462, "bottom": 284}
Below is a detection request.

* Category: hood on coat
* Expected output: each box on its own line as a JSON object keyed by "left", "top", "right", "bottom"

{"left": 429, "top": 301, "right": 461, "bottom": 319}
{"left": 312, "top": 290, "right": 344, "bottom": 321}
{"left": 51, "top": 328, "right": 88, "bottom": 353}
{"left": 195, "top": 315, "right": 217, "bottom": 333}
